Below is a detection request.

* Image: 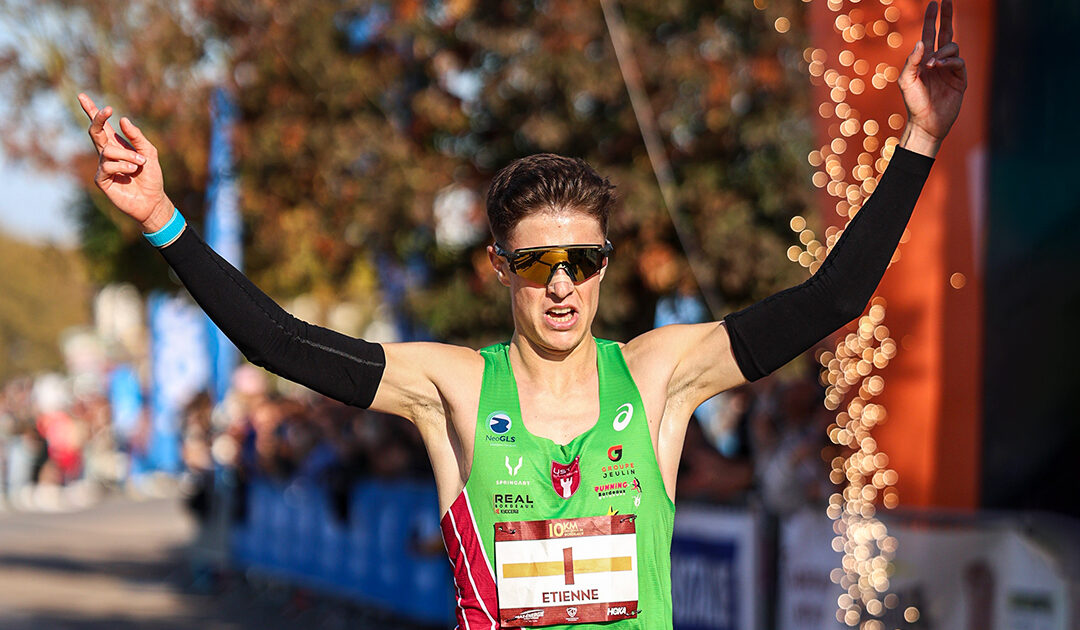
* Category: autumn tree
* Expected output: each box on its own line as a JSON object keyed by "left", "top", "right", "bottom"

{"left": 0, "top": 0, "right": 815, "bottom": 346}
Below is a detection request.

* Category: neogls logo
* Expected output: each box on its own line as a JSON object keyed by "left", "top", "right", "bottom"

{"left": 612, "top": 403, "right": 633, "bottom": 432}
{"left": 488, "top": 412, "right": 512, "bottom": 434}
{"left": 486, "top": 411, "right": 515, "bottom": 443}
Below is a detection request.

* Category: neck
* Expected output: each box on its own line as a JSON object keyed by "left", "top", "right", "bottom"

{"left": 508, "top": 331, "right": 596, "bottom": 395}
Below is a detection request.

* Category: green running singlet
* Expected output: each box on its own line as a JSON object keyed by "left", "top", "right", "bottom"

{"left": 439, "top": 338, "right": 676, "bottom": 629}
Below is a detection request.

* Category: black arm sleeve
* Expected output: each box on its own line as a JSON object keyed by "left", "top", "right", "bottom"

{"left": 157, "top": 226, "right": 386, "bottom": 408}
{"left": 723, "top": 146, "right": 935, "bottom": 382}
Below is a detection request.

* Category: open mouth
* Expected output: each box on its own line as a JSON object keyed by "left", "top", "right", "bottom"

{"left": 545, "top": 306, "right": 577, "bottom": 327}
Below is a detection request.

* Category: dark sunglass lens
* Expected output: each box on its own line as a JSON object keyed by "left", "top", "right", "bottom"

{"left": 505, "top": 245, "right": 608, "bottom": 284}
{"left": 566, "top": 248, "right": 603, "bottom": 278}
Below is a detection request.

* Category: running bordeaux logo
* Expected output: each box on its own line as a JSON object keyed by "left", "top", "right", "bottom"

{"left": 550, "top": 456, "right": 581, "bottom": 499}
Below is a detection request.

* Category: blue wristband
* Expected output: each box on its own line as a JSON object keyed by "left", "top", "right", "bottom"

{"left": 142, "top": 208, "right": 186, "bottom": 247}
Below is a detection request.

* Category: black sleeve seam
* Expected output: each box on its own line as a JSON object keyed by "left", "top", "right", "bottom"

{"left": 199, "top": 238, "right": 384, "bottom": 369}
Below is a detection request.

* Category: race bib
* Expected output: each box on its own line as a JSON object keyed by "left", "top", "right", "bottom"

{"left": 494, "top": 514, "right": 639, "bottom": 626}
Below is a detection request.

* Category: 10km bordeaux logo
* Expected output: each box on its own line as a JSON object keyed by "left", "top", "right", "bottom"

{"left": 546, "top": 521, "right": 585, "bottom": 538}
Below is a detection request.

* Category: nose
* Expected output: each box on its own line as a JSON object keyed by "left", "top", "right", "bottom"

{"left": 547, "top": 265, "right": 575, "bottom": 299}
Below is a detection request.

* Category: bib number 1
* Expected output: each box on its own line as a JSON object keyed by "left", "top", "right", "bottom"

{"left": 494, "top": 514, "right": 639, "bottom": 626}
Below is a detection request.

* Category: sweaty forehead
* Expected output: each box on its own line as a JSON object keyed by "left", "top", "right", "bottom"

{"left": 506, "top": 209, "right": 605, "bottom": 250}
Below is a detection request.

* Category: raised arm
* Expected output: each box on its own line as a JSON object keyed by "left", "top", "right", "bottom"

{"left": 635, "top": 0, "right": 966, "bottom": 410}
{"left": 77, "top": 93, "right": 459, "bottom": 419}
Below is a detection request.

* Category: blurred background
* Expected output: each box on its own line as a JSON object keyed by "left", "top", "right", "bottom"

{"left": 0, "top": 0, "right": 1076, "bottom": 629}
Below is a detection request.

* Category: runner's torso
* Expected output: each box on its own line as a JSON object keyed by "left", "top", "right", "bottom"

{"left": 440, "top": 338, "right": 675, "bottom": 629}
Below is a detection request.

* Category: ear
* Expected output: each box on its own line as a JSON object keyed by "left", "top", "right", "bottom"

{"left": 487, "top": 245, "right": 512, "bottom": 287}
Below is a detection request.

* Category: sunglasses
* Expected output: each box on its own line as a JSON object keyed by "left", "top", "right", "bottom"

{"left": 494, "top": 241, "right": 614, "bottom": 285}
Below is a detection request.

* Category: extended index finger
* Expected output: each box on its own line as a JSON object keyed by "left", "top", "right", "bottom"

{"left": 922, "top": 1, "right": 940, "bottom": 53}
{"left": 79, "top": 93, "right": 112, "bottom": 150}
{"left": 938, "top": 0, "right": 954, "bottom": 48}
{"left": 90, "top": 104, "right": 113, "bottom": 141}
{"left": 77, "top": 92, "right": 100, "bottom": 121}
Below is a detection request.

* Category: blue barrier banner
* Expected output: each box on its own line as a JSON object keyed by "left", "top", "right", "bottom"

{"left": 671, "top": 507, "right": 760, "bottom": 630}
{"left": 204, "top": 87, "right": 241, "bottom": 404}
{"left": 107, "top": 363, "right": 142, "bottom": 442}
{"left": 231, "top": 478, "right": 455, "bottom": 625}
{"left": 232, "top": 485, "right": 763, "bottom": 628}
{"left": 148, "top": 292, "right": 211, "bottom": 473}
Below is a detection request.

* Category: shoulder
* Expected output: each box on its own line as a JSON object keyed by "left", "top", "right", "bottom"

{"left": 619, "top": 324, "right": 710, "bottom": 399}
{"left": 384, "top": 341, "right": 486, "bottom": 383}
{"left": 621, "top": 322, "right": 721, "bottom": 369}
{"left": 373, "top": 341, "right": 486, "bottom": 421}
{"left": 622, "top": 321, "right": 742, "bottom": 400}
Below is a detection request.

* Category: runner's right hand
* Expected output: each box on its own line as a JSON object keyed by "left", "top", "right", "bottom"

{"left": 78, "top": 93, "right": 174, "bottom": 229}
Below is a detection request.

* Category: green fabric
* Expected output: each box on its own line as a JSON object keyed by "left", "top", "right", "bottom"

{"left": 467, "top": 338, "right": 675, "bottom": 629}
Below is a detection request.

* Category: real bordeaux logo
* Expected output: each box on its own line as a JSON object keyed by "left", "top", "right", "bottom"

{"left": 488, "top": 412, "right": 512, "bottom": 434}
{"left": 607, "top": 444, "right": 623, "bottom": 462}
{"left": 551, "top": 456, "right": 581, "bottom": 499}
{"left": 493, "top": 492, "right": 534, "bottom": 514}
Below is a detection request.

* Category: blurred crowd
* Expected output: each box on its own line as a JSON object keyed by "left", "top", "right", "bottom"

{"left": 180, "top": 365, "right": 431, "bottom": 525}
{"left": 1, "top": 351, "right": 834, "bottom": 519}
{"left": 0, "top": 375, "right": 127, "bottom": 511}
{"left": 678, "top": 354, "right": 836, "bottom": 515}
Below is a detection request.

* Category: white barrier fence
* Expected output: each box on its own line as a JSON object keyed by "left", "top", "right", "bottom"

{"left": 778, "top": 509, "right": 1075, "bottom": 630}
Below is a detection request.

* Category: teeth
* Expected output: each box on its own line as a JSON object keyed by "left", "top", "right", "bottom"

{"left": 549, "top": 308, "right": 572, "bottom": 315}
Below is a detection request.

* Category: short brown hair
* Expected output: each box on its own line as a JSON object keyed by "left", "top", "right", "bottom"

{"left": 486, "top": 154, "right": 616, "bottom": 245}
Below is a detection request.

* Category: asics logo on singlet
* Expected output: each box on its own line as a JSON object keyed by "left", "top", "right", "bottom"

{"left": 612, "top": 403, "right": 633, "bottom": 432}
{"left": 488, "top": 412, "right": 512, "bottom": 434}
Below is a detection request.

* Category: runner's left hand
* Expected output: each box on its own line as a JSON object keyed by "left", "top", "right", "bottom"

{"left": 898, "top": 0, "right": 967, "bottom": 143}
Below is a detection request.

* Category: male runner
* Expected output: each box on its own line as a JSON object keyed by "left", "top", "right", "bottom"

{"left": 79, "top": 2, "right": 964, "bottom": 627}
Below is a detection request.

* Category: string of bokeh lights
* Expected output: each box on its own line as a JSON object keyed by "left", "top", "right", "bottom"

{"left": 756, "top": 0, "right": 925, "bottom": 627}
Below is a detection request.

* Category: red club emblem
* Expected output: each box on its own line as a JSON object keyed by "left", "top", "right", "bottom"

{"left": 550, "top": 456, "right": 581, "bottom": 499}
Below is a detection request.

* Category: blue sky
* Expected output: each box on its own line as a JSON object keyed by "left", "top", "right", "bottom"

{"left": 0, "top": 158, "right": 80, "bottom": 246}
{"left": 0, "top": 15, "right": 82, "bottom": 247}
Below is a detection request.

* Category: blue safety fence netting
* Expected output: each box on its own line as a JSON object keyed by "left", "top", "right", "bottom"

{"left": 229, "top": 478, "right": 456, "bottom": 626}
